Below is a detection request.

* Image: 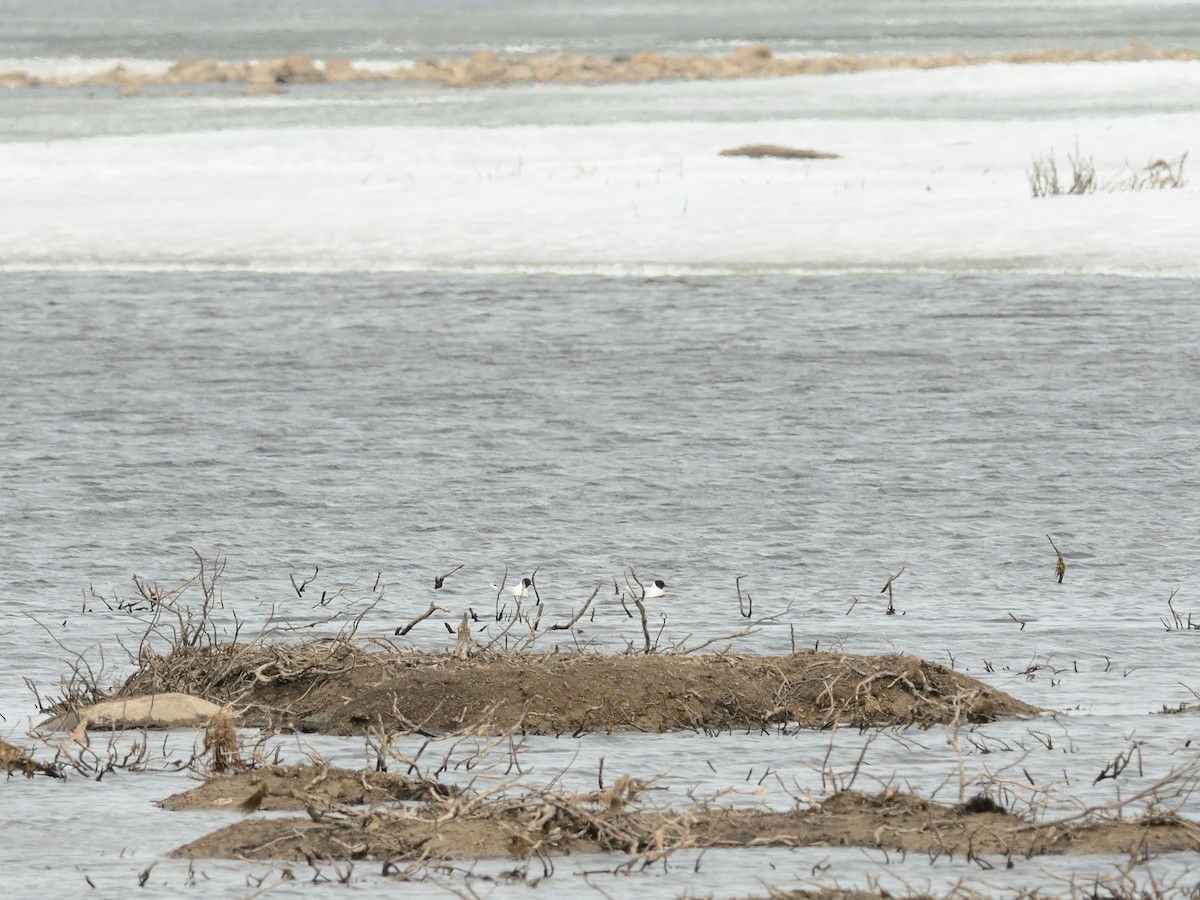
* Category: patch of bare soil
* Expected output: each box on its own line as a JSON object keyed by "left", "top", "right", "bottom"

{"left": 160, "top": 765, "right": 452, "bottom": 812}
{"left": 720, "top": 144, "right": 841, "bottom": 160}
{"left": 118, "top": 645, "right": 1039, "bottom": 736}
{"left": 171, "top": 783, "right": 1200, "bottom": 863}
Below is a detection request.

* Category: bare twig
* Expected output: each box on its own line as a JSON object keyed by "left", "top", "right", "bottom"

{"left": 395, "top": 602, "right": 450, "bottom": 637}
{"left": 434, "top": 565, "right": 462, "bottom": 590}
{"left": 880, "top": 565, "right": 905, "bottom": 615}
{"left": 550, "top": 584, "right": 602, "bottom": 632}
{"left": 290, "top": 566, "right": 319, "bottom": 597}
{"left": 1046, "top": 534, "right": 1066, "bottom": 584}
{"left": 735, "top": 576, "right": 752, "bottom": 619}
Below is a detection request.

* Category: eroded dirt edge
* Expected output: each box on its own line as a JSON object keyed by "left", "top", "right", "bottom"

{"left": 169, "top": 768, "right": 1200, "bottom": 863}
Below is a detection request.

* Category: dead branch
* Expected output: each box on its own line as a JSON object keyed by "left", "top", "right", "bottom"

{"left": 434, "top": 565, "right": 462, "bottom": 590}
{"left": 395, "top": 602, "right": 450, "bottom": 637}
{"left": 1046, "top": 534, "right": 1066, "bottom": 584}
{"left": 735, "top": 576, "right": 752, "bottom": 619}
{"left": 550, "top": 584, "right": 601, "bottom": 631}
{"left": 290, "top": 566, "right": 319, "bottom": 597}
{"left": 880, "top": 565, "right": 905, "bottom": 615}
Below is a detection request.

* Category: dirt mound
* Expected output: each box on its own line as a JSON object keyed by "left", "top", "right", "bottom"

{"left": 119, "top": 646, "right": 1039, "bottom": 736}
{"left": 160, "top": 764, "right": 451, "bottom": 811}
{"left": 720, "top": 144, "right": 841, "bottom": 160}
{"left": 171, "top": 780, "right": 1200, "bottom": 862}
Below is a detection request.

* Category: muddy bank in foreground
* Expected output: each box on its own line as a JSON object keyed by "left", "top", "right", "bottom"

{"left": 117, "top": 645, "right": 1038, "bottom": 736}
{"left": 170, "top": 769, "right": 1200, "bottom": 862}
{"left": 160, "top": 765, "right": 452, "bottom": 812}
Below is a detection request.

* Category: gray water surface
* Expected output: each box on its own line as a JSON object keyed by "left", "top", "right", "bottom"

{"left": 7, "top": 0, "right": 1200, "bottom": 62}
{"left": 3, "top": 272, "right": 1199, "bottom": 693}
{"left": 3, "top": 271, "right": 1200, "bottom": 896}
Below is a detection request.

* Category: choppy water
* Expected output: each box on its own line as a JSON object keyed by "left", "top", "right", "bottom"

{"left": 6, "top": 0, "right": 1200, "bottom": 64}
{"left": 4, "top": 271, "right": 1200, "bottom": 896}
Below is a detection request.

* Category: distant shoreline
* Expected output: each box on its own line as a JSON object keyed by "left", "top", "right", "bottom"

{"left": 2, "top": 42, "right": 1197, "bottom": 95}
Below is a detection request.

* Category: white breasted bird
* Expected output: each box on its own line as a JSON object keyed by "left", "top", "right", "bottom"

{"left": 491, "top": 577, "right": 533, "bottom": 599}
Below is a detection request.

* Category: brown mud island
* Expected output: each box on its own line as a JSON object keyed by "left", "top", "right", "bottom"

{"left": 65, "top": 639, "right": 1200, "bottom": 874}
{"left": 2, "top": 42, "right": 1197, "bottom": 93}
{"left": 167, "top": 768, "right": 1200, "bottom": 865}
{"left": 33, "top": 632, "right": 1200, "bottom": 878}
{"left": 39, "top": 556, "right": 1035, "bottom": 738}
{"left": 110, "top": 643, "right": 1038, "bottom": 736}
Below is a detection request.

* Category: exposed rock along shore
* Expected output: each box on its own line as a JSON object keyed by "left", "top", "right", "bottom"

{"left": 2, "top": 43, "right": 1196, "bottom": 93}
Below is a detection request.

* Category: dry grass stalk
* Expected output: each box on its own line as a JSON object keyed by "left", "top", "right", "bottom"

{"left": 1029, "top": 153, "right": 1061, "bottom": 197}
{"left": 22, "top": 615, "right": 117, "bottom": 716}
{"left": 1029, "top": 147, "right": 1095, "bottom": 197}
{"left": 204, "top": 705, "right": 244, "bottom": 773}
{"left": 1160, "top": 588, "right": 1199, "bottom": 630}
{"left": 1047, "top": 533, "right": 1067, "bottom": 584}
{"left": 0, "top": 738, "right": 63, "bottom": 779}
{"left": 452, "top": 611, "right": 472, "bottom": 659}
{"left": 1112, "top": 152, "right": 1188, "bottom": 191}
{"left": 134, "top": 549, "right": 230, "bottom": 649}
{"left": 31, "top": 724, "right": 168, "bottom": 780}
{"left": 1031, "top": 147, "right": 1188, "bottom": 196}
{"left": 1068, "top": 148, "right": 1096, "bottom": 194}
{"left": 25, "top": 551, "right": 272, "bottom": 720}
